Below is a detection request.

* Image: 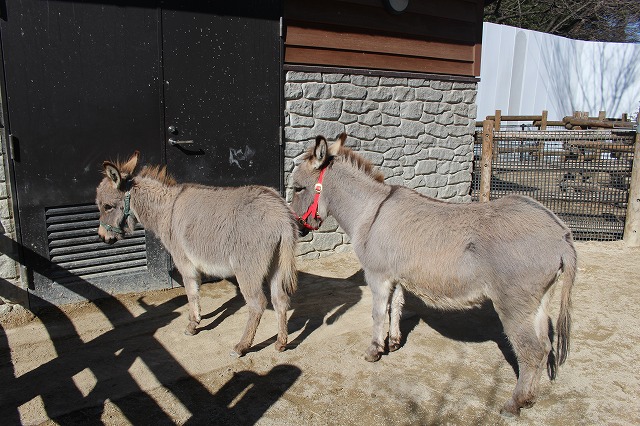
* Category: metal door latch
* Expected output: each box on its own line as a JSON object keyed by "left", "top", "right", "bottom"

{"left": 169, "top": 138, "right": 194, "bottom": 146}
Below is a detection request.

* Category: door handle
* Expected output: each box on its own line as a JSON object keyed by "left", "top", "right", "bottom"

{"left": 169, "top": 138, "right": 194, "bottom": 146}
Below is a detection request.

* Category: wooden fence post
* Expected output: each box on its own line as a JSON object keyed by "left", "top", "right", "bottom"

{"left": 623, "top": 112, "right": 640, "bottom": 246}
{"left": 480, "top": 119, "right": 494, "bottom": 202}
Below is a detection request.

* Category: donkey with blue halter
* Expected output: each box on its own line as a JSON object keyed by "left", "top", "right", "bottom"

{"left": 290, "top": 134, "right": 576, "bottom": 416}
{"left": 96, "top": 151, "right": 298, "bottom": 356}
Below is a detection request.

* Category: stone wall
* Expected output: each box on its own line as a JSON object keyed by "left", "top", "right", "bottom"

{"left": 0, "top": 135, "right": 23, "bottom": 307}
{"left": 283, "top": 71, "right": 478, "bottom": 259}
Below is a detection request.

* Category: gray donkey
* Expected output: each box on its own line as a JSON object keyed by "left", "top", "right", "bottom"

{"left": 96, "top": 151, "right": 298, "bottom": 356}
{"left": 290, "top": 134, "right": 576, "bottom": 416}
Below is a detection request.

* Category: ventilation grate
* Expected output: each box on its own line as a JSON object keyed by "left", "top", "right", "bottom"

{"left": 46, "top": 204, "right": 147, "bottom": 284}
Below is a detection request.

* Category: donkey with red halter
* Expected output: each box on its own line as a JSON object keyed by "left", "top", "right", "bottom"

{"left": 290, "top": 134, "right": 576, "bottom": 416}
{"left": 96, "top": 151, "right": 298, "bottom": 356}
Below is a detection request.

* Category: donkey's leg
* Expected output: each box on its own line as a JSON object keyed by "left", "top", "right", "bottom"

{"left": 388, "top": 284, "right": 405, "bottom": 352}
{"left": 232, "top": 271, "right": 268, "bottom": 357}
{"left": 270, "top": 268, "right": 291, "bottom": 352}
{"left": 494, "top": 298, "right": 550, "bottom": 417}
{"left": 364, "top": 272, "right": 393, "bottom": 362}
{"left": 182, "top": 274, "right": 202, "bottom": 336}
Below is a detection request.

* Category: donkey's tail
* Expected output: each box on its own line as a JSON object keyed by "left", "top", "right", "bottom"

{"left": 551, "top": 234, "right": 577, "bottom": 379}
{"left": 277, "top": 223, "right": 298, "bottom": 296}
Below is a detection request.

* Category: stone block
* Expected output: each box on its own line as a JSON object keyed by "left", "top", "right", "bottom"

{"left": 435, "top": 112, "right": 454, "bottom": 126}
{"left": 284, "top": 84, "right": 303, "bottom": 100}
{"left": 408, "top": 78, "right": 427, "bottom": 87}
{"left": 400, "top": 120, "right": 425, "bottom": 138}
{"left": 284, "top": 143, "right": 305, "bottom": 158}
{"left": 424, "top": 174, "right": 449, "bottom": 188}
{"left": 346, "top": 123, "right": 376, "bottom": 141}
{"left": 425, "top": 123, "right": 450, "bottom": 139}
{"left": 443, "top": 91, "right": 464, "bottom": 104}
{"left": 312, "top": 232, "right": 343, "bottom": 251}
{"left": 448, "top": 170, "right": 471, "bottom": 185}
{"left": 359, "top": 151, "right": 384, "bottom": 166}
{"left": 382, "top": 114, "right": 401, "bottom": 126}
{"left": 339, "top": 112, "right": 358, "bottom": 124}
{"left": 285, "top": 126, "right": 314, "bottom": 141}
{"left": 380, "top": 102, "right": 400, "bottom": 116}
{"left": 313, "top": 100, "right": 343, "bottom": 120}
{"left": 351, "top": 75, "right": 380, "bottom": 87}
{"left": 358, "top": 110, "right": 382, "bottom": 126}
{"left": 400, "top": 102, "right": 423, "bottom": 119}
{"left": 420, "top": 112, "right": 436, "bottom": 124}
{"left": 287, "top": 71, "right": 322, "bottom": 82}
{"left": 431, "top": 81, "right": 453, "bottom": 90}
{"left": 438, "top": 185, "right": 459, "bottom": 199}
{"left": 287, "top": 99, "right": 313, "bottom": 116}
{"left": 332, "top": 84, "right": 367, "bottom": 100}
{"left": 323, "top": 74, "right": 350, "bottom": 83}
{"left": 375, "top": 125, "right": 403, "bottom": 139}
{"left": 423, "top": 102, "right": 449, "bottom": 114}
{"left": 407, "top": 175, "right": 425, "bottom": 189}
{"left": 383, "top": 147, "right": 404, "bottom": 160}
{"left": 312, "top": 121, "right": 346, "bottom": 139}
{"left": 303, "top": 82, "right": 331, "bottom": 99}
{"left": 392, "top": 87, "right": 415, "bottom": 101}
{"left": 367, "top": 87, "right": 393, "bottom": 101}
{"left": 290, "top": 114, "right": 315, "bottom": 128}
{"left": 415, "top": 87, "right": 443, "bottom": 102}
{"left": 343, "top": 100, "right": 377, "bottom": 114}
{"left": 415, "top": 159, "right": 437, "bottom": 174}
{"left": 428, "top": 147, "right": 455, "bottom": 160}
{"left": 402, "top": 167, "right": 416, "bottom": 180}
{"left": 380, "top": 77, "right": 408, "bottom": 86}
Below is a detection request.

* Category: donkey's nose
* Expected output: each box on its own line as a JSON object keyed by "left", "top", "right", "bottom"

{"left": 101, "top": 235, "right": 117, "bottom": 245}
{"left": 298, "top": 226, "right": 310, "bottom": 238}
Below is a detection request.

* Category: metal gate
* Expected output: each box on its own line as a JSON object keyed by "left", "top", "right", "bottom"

{"left": 0, "top": 1, "right": 282, "bottom": 307}
{"left": 472, "top": 124, "right": 637, "bottom": 241}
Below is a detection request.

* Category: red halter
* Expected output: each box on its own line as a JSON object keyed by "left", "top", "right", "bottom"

{"left": 297, "top": 167, "right": 327, "bottom": 231}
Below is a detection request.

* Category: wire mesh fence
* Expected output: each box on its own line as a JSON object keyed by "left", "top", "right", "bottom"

{"left": 471, "top": 125, "right": 637, "bottom": 241}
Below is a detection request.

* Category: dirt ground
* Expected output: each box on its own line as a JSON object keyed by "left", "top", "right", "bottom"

{"left": 1, "top": 241, "right": 639, "bottom": 425}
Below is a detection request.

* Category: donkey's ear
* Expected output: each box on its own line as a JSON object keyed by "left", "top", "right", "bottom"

{"left": 328, "top": 132, "right": 346, "bottom": 156}
{"left": 313, "top": 135, "right": 328, "bottom": 169}
{"left": 120, "top": 151, "right": 140, "bottom": 175}
{"left": 103, "top": 161, "right": 122, "bottom": 189}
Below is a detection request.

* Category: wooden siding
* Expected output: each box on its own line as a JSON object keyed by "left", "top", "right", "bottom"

{"left": 284, "top": 0, "right": 484, "bottom": 77}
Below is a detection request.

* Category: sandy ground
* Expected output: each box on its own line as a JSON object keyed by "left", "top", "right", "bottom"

{"left": 1, "top": 241, "right": 639, "bottom": 425}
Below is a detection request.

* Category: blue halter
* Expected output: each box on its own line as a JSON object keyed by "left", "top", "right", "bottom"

{"left": 100, "top": 191, "right": 131, "bottom": 235}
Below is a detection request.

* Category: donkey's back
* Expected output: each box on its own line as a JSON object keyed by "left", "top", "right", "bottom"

{"left": 364, "top": 191, "right": 573, "bottom": 293}
{"left": 169, "top": 184, "right": 296, "bottom": 284}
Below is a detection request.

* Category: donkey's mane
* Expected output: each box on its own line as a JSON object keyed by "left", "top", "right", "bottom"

{"left": 305, "top": 144, "right": 384, "bottom": 183}
{"left": 332, "top": 145, "right": 385, "bottom": 183}
{"left": 137, "top": 165, "right": 177, "bottom": 186}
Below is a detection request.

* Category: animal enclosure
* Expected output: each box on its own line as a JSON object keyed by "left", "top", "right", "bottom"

{"left": 472, "top": 112, "right": 638, "bottom": 241}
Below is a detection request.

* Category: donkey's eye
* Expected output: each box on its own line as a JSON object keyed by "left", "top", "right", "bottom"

{"left": 294, "top": 187, "right": 305, "bottom": 193}
{"left": 104, "top": 204, "right": 114, "bottom": 212}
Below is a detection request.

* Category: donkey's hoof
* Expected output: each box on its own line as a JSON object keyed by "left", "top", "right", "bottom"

{"left": 232, "top": 344, "right": 248, "bottom": 358}
{"left": 275, "top": 341, "right": 287, "bottom": 352}
{"left": 388, "top": 339, "right": 401, "bottom": 352}
{"left": 184, "top": 326, "right": 198, "bottom": 336}
{"left": 500, "top": 400, "right": 521, "bottom": 418}
{"left": 364, "top": 349, "right": 382, "bottom": 362}
{"left": 229, "top": 350, "right": 242, "bottom": 358}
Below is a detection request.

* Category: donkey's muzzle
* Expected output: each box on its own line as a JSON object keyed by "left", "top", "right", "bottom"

{"left": 100, "top": 235, "right": 118, "bottom": 245}
{"left": 297, "top": 219, "right": 310, "bottom": 237}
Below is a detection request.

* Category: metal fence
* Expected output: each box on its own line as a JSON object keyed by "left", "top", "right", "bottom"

{"left": 471, "top": 125, "right": 637, "bottom": 241}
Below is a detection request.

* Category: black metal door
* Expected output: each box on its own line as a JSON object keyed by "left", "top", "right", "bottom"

{"left": 0, "top": 1, "right": 169, "bottom": 307}
{"left": 162, "top": 2, "right": 282, "bottom": 188}
{"left": 1, "top": 2, "right": 283, "bottom": 307}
